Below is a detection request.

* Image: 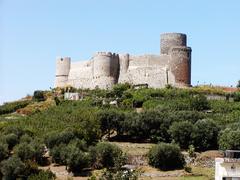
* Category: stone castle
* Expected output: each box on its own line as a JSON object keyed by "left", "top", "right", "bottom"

{"left": 55, "top": 33, "right": 192, "bottom": 89}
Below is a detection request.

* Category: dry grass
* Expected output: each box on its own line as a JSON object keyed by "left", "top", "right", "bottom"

{"left": 17, "top": 99, "right": 55, "bottom": 115}
{"left": 112, "top": 142, "right": 155, "bottom": 156}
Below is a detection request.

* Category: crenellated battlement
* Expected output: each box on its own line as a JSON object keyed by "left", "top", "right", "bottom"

{"left": 94, "top": 52, "right": 112, "bottom": 57}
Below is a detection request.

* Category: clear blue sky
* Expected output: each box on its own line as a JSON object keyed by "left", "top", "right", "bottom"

{"left": 1, "top": 0, "right": 240, "bottom": 104}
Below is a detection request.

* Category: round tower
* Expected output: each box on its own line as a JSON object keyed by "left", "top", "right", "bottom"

{"left": 119, "top": 53, "right": 129, "bottom": 74}
{"left": 55, "top": 57, "right": 71, "bottom": 87}
{"left": 93, "top": 52, "right": 119, "bottom": 89}
{"left": 161, "top": 33, "right": 187, "bottom": 55}
{"left": 169, "top": 46, "right": 191, "bottom": 86}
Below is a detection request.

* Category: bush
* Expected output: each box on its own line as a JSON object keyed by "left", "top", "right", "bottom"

{"left": 33, "top": 90, "right": 45, "bottom": 102}
{"left": 4, "top": 133, "right": 19, "bottom": 150}
{"left": 31, "top": 139, "right": 46, "bottom": 165}
{"left": 98, "top": 110, "right": 125, "bottom": 137}
{"left": 14, "top": 142, "right": 35, "bottom": 161}
{"left": 45, "top": 129, "right": 82, "bottom": 149}
{"left": 0, "top": 143, "right": 8, "bottom": 161}
{"left": 112, "top": 83, "right": 131, "bottom": 98}
{"left": 20, "top": 134, "right": 33, "bottom": 144}
{"left": 169, "top": 121, "right": 194, "bottom": 149}
{"left": 90, "top": 142, "right": 125, "bottom": 169}
{"left": 66, "top": 145, "right": 90, "bottom": 173}
{"left": 27, "top": 169, "right": 56, "bottom": 180}
{"left": 0, "top": 100, "right": 31, "bottom": 115}
{"left": 0, "top": 157, "right": 26, "bottom": 179}
{"left": 191, "top": 119, "right": 219, "bottom": 151}
{"left": 233, "top": 92, "right": 240, "bottom": 102}
{"left": 218, "top": 129, "right": 240, "bottom": 150}
{"left": 3, "top": 126, "right": 25, "bottom": 138}
{"left": 148, "top": 143, "right": 185, "bottom": 171}
{"left": 50, "top": 139, "right": 89, "bottom": 172}
{"left": 123, "top": 110, "right": 172, "bottom": 142}
{"left": 190, "top": 94, "right": 210, "bottom": 111}
{"left": 50, "top": 143, "right": 69, "bottom": 165}
{"left": 13, "top": 139, "right": 45, "bottom": 165}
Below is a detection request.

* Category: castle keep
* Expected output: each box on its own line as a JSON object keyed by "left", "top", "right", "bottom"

{"left": 55, "top": 33, "right": 192, "bottom": 89}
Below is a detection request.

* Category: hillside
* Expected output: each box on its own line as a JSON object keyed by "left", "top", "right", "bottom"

{"left": 0, "top": 84, "right": 240, "bottom": 179}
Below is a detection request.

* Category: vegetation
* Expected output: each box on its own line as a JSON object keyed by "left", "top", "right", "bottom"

{"left": 219, "top": 128, "right": 240, "bottom": 150}
{"left": 90, "top": 142, "right": 126, "bottom": 169}
{"left": 33, "top": 90, "right": 45, "bottom": 102}
{"left": 148, "top": 143, "right": 185, "bottom": 170}
{"left": 1, "top": 84, "right": 240, "bottom": 178}
{"left": 0, "top": 100, "right": 31, "bottom": 115}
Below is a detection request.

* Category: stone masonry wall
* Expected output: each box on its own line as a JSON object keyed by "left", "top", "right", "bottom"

{"left": 55, "top": 33, "right": 192, "bottom": 89}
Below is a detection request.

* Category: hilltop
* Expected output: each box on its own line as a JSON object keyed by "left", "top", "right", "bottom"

{"left": 0, "top": 84, "right": 240, "bottom": 179}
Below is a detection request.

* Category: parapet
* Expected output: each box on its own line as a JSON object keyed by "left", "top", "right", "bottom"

{"left": 93, "top": 52, "right": 112, "bottom": 57}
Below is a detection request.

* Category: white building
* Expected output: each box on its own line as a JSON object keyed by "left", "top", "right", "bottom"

{"left": 215, "top": 150, "right": 240, "bottom": 180}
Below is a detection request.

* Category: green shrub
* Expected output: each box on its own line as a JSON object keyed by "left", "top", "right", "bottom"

{"left": 233, "top": 92, "right": 240, "bottom": 102}
{"left": 45, "top": 129, "right": 82, "bottom": 149}
{"left": 123, "top": 110, "right": 172, "bottom": 142}
{"left": 112, "top": 83, "right": 131, "bottom": 98}
{"left": 191, "top": 119, "right": 219, "bottom": 151}
{"left": 50, "top": 143, "right": 69, "bottom": 165}
{"left": 169, "top": 121, "right": 194, "bottom": 149}
{"left": 66, "top": 145, "right": 90, "bottom": 173}
{"left": 148, "top": 143, "right": 185, "bottom": 170}
{"left": 3, "top": 126, "right": 25, "bottom": 138}
{"left": 219, "top": 128, "right": 240, "bottom": 150}
{"left": 0, "top": 143, "right": 8, "bottom": 161}
{"left": 51, "top": 139, "right": 89, "bottom": 170}
{"left": 4, "top": 133, "right": 19, "bottom": 150}
{"left": 33, "top": 90, "right": 45, "bottom": 102}
{"left": 0, "top": 157, "right": 26, "bottom": 179}
{"left": 120, "top": 98, "right": 133, "bottom": 109}
{"left": 27, "top": 169, "right": 56, "bottom": 180}
{"left": 14, "top": 142, "right": 35, "bottom": 161}
{"left": 190, "top": 94, "right": 210, "bottom": 111}
{"left": 0, "top": 100, "right": 31, "bottom": 115}
{"left": 98, "top": 110, "right": 125, "bottom": 137}
{"left": 90, "top": 142, "right": 126, "bottom": 169}
{"left": 20, "top": 134, "right": 33, "bottom": 144}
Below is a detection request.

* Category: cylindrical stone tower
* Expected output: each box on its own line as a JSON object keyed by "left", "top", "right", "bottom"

{"left": 55, "top": 57, "right": 71, "bottom": 87}
{"left": 119, "top": 53, "right": 129, "bottom": 74}
{"left": 169, "top": 46, "right": 192, "bottom": 86}
{"left": 93, "top": 52, "right": 119, "bottom": 89}
{"left": 161, "top": 33, "right": 187, "bottom": 55}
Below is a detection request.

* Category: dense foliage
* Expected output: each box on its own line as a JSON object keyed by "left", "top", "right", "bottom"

{"left": 218, "top": 128, "right": 240, "bottom": 150}
{"left": 1, "top": 85, "right": 240, "bottom": 177}
{"left": 90, "top": 142, "right": 126, "bottom": 169}
{"left": 0, "top": 100, "right": 31, "bottom": 115}
{"left": 33, "top": 90, "right": 45, "bottom": 102}
{"left": 148, "top": 143, "right": 185, "bottom": 170}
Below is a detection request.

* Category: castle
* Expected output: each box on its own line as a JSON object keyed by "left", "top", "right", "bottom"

{"left": 55, "top": 33, "right": 192, "bottom": 89}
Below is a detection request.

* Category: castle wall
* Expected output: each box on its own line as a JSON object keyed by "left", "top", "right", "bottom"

{"left": 54, "top": 33, "right": 192, "bottom": 89}
{"left": 118, "top": 54, "right": 175, "bottom": 88}
{"left": 67, "top": 60, "right": 93, "bottom": 89}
